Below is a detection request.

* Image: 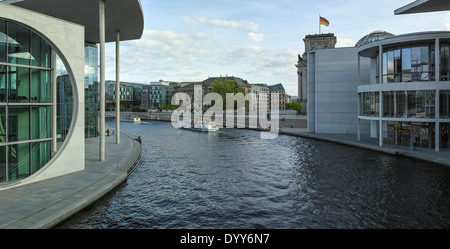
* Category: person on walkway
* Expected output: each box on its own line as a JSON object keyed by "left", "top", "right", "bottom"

{"left": 106, "top": 129, "right": 110, "bottom": 136}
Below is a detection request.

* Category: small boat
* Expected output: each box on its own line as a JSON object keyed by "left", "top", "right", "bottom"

{"left": 180, "top": 121, "right": 219, "bottom": 132}
{"left": 121, "top": 117, "right": 141, "bottom": 123}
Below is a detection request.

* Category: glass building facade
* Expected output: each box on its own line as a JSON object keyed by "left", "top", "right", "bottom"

{"left": 358, "top": 31, "right": 450, "bottom": 151}
{"left": 0, "top": 19, "right": 75, "bottom": 183}
{"left": 84, "top": 45, "right": 99, "bottom": 139}
{"left": 1, "top": 20, "right": 52, "bottom": 182}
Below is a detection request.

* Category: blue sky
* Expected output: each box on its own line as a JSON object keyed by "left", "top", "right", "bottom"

{"left": 105, "top": 0, "right": 450, "bottom": 96}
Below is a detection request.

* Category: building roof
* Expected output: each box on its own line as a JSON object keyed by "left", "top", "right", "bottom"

{"left": 395, "top": 0, "right": 450, "bottom": 15}
{"left": 304, "top": 33, "right": 336, "bottom": 39}
{"left": 202, "top": 76, "right": 252, "bottom": 88}
{"left": 268, "top": 83, "right": 285, "bottom": 91}
{"left": 355, "top": 31, "right": 395, "bottom": 47}
{"left": 4, "top": 0, "right": 144, "bottom": 44}
{"left": 358, "top": 31, "right": 450, "bottom": 57}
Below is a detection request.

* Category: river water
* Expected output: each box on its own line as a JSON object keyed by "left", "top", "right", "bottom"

{"left": 58, "top": 120, "right": 450, "bottom": 229}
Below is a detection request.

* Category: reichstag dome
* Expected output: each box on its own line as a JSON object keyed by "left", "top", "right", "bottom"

{"left": 355, "top": 31, "right": 395, "bottom": 47}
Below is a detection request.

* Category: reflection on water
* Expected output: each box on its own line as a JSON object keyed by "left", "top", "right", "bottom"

{"left": 58, "top": 121, "right": 450, "bottom": 229}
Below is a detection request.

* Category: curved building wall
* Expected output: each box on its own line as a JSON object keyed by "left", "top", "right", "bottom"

{"left": 358, "top": 31, "right": 450, "bottom": 151}
{"left": 0, "top": 3, "right": 85, "bottom": 187}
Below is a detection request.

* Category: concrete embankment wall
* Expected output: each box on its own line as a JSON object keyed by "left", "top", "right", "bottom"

{"left": 106, "top": 111, "right": 307, "bottom": 129}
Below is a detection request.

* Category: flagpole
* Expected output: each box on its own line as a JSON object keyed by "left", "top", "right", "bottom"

{"left": 319, "top": 14, "right": 321, "bottom": 34}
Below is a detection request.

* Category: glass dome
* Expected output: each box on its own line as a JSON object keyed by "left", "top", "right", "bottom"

{"left": 355, "top": 31, "right": 395, "bottom": 47}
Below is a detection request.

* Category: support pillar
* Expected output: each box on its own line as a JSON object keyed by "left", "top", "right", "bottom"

{"left": 99, "top": 0, "right": 106, "bottom": 161}
{"left": 116, "top": 31, "right": 120, "bottom": 145}
{"left": 378, "top": 45, "right": 383, "bottom": 147}
{"left": 52, "top": 50, "right": 57, "bottom": 153}
{"left": 357, "top": 119, "right": 361, "bottom": 141}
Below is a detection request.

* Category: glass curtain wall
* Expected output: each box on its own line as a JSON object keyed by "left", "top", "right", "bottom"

{"left": 0, "top": 20, "right": 52, "bottom": 182}
{"left": 440, "top": 123, "right": 450, "bottom": 149}
{"left": 55, "top": 55, "right": 73, "bottom": 143}
{"left": 382, "top": 44, "right": 436, "bottom": 83}
{"left": 440, "top": 90, "right": 450, "bottom": 118}
{"left": 441, "top": 44, "right": 450, "bottom": 81}
{"left": 0, "top": 19, "right": 73, "bottom": 183}
{"left": 84, "top": 45, "right": 99, "bottom": 138}
{"left": 383, "top": 121, "right": 436, "bottom": 149}
{"left": 360, "top": 92, "right": 379, "bottom": 116}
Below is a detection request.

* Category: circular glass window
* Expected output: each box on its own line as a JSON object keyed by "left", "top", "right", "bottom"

{"left": 0, "top": 19, "right": 74, "bottom": 183}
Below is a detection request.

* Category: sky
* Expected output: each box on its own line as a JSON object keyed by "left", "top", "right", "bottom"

{"left": 104, "top": 0, "right": 450, "bottom": 96}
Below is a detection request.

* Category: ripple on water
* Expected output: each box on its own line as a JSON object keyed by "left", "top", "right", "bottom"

{"left": 57, "top": 121, "right": 450, "bottom": 229}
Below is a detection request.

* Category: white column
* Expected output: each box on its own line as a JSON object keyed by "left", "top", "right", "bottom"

{"left": 357, "top": 53, "right": 361, "bottom": 84}
{"left": 357, "top": 118, "right": 361, "bottom": 141}
{"left": 357, "top": 53, "right": 361, "bottom": 141}
{"left": 52, "top": 50, "right": 57, "bottom": 153}
{"left": 116, "top": 31, "right": 120, "bottom": 145}
{"left": 99, "top": 0, "right": 106, "bottom": 161}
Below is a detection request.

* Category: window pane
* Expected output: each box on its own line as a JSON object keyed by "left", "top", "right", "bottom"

{"left": 441, "top": 44, "right": 450, "bottom": 81}
{"left": 31, "top": 106, "right": 51, "bottom": 140}
{"left": 31, "top": 32, "right": 51, "bottom": 68}
{"left": 8, "top": 66, "right": 30, "bottom": 103}
{"left": 0, "top": 20, "right": 6, "bottom": 63}
{"left": 396, "top": 91, "right": 407, "bottom": 118}
{"left": 0, "top": 65, "right": 5, "bottom": 102}
{"left": 31, "top": 141, "right": 51, "bottom": 174}
{"left": 387, "top": 50, "right": 394, "bottom": 83}
{"left": 7, "top": 22, "right": 31, "bottom": 65}
{"left": 0, "top": 107, "right": 5, "bottom": 142}
{"left": 57, "top": 74, "right": 73, "bottom": 142}
{"left": 8, "top": 106, "right": 30, "bottom": 142}
{"left": 440, "top": 91, "right": 450, "bottom": 118}
{"left": 8, "top": 143, "right": 30, "bottom": 181}
{"left": 394, "top": 49, "right": 401, "bottom": 82}
{"left": 0, "top": 146, "right": 5, "bottom": 183}
{"left": 31, "top": 69, "right": 51, "bottom": 103}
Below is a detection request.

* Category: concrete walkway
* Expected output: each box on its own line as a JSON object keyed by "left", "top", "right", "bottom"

{"left": 280, "top": 128, "right": 450, "bottom": 167}
{"left": 0, "top": 132, "right": 142, "bottom": 229}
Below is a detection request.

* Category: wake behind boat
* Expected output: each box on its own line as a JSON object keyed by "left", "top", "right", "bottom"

{"left": 180, "top": 120, "right": 219, "bottom": 132}
{"left": 121, "top": 117, "right": 141, "bottom": 123}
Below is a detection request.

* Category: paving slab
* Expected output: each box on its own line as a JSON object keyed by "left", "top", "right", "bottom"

{"left": 0, "top": 132, "right": 142, "bottom": 229}
{"left": 280, "top": 129, "right": 450, "bottom": 167}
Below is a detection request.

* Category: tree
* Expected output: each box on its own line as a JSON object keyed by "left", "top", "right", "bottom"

{"left": 286, "top": 102, "right": 303, "bottom": 115}
{"left": 207, "top": 78, "right": 247, "bottom": 110}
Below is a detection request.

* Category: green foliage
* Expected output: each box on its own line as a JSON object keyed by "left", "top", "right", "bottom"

{"left": 286, "top": 102, "right": 303, "bottom": 111}
{"left": 159, "top": 104, "right": 180, "bottom": 111}
{"left": 132, "top": 107, "right": 147, "bottom": 112}
{"left": 207, "top": 78, "right": 247, "bottom": 110}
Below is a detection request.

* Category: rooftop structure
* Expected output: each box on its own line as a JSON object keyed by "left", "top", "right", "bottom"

{"left": 395, "top": 0, "right": 450, "bottom": 15}
{"left": 355, "top": 31, "right": 395, "bottom": 47}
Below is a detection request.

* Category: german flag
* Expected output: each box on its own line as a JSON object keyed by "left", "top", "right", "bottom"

{"left": 320, "top": 16, "right": 329, "bottom": 26}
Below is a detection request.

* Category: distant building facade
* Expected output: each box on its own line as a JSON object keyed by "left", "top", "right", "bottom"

{"left": 249, "top": 84, "right": 269, "bottom": 113}
{"left": 296, "top": 33, "right": 337, "bottom": 114}
{"left": 268, "top": 83, "right": 287, "bottom": 110}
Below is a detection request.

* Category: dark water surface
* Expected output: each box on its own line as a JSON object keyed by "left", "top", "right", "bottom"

{"left": 58, "top": 121, "right": 450, "bottom": 229}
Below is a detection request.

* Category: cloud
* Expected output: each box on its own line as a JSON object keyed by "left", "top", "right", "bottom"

{"left": 184, "top": 16, "right": 259, "bottom": 32}
{"left": 184, "top": 16, "right": 264, "bottom": 42}
{"left": 105, "top": 29, "right": 215, "bottom": 81}
{"left": 106, "top": 28, "right": 296, "bottom": 91}
{"left": 336, "top": 38, "right": 356, "bottom": 47}
{"left": 248, "top": 32, "right": 264, "bottom": 42}
{"left": 444, "top": 13, "right": 450, "bottom": 31}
